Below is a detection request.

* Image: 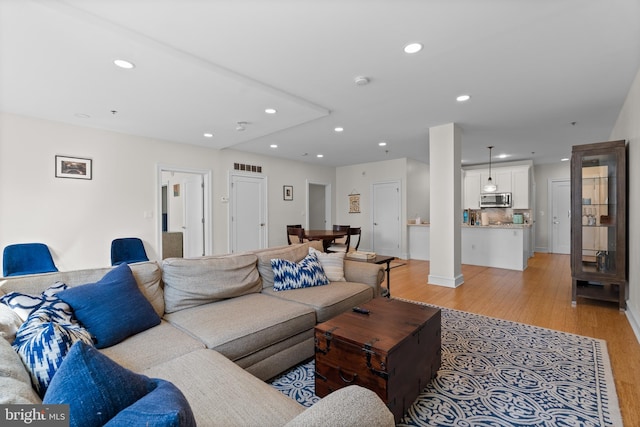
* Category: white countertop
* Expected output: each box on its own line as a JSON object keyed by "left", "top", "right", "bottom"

{"left": 462, "top": 223, "right": 532, "bottom": 229}
{"left": 408, "top": 222, "right": 531, "bottom": 229}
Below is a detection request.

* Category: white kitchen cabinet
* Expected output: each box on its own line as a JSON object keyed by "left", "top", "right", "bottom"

{"left": 408, "top": 224, "right": 430, "bottom": 260}
{"left": 463, "top": 171, "right": 481, "bottom": 209}
{"left": 462, "top": 164, "right": 531, "bottom": 209}
{"left": 461, "top": 226, "right": 530, "bottom": 270}
{"left": 511, "top": 166, "right": 530, "bottom": 208}
{"left": 481, "top": 169, "right": 512, "bottom": 193}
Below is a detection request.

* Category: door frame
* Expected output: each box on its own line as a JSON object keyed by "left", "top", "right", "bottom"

{"left": 548, "top": 178, "right": 571, "bottom": 254}
{"left": 157, "top": 164, "right": 212, "bottom": 259}
{"left": 228, "top": 171, "right": 268, "bottom": 253}
{"left": 306, "top": 180, "right": 332, "bottom": 229}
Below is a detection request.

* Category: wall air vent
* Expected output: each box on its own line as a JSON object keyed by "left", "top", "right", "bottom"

{"left": 234, "top": 163, "right": 262, "bottom": 173}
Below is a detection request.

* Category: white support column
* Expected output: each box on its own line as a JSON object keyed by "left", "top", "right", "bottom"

{"left": 428, "top": 123, "right": 464, "bottom": 287}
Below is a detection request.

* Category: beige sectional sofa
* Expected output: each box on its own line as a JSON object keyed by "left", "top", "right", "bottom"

{"left": 0, "top": 242, "right": 395, "bottom": 426}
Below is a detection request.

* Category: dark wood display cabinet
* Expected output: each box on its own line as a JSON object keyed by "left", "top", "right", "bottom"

{"left": 571, "top": 140, "right": 627, "bottom": 310}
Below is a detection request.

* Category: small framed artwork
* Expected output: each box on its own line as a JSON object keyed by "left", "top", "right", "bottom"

{"left": 349, "top": 193, "right": 361, "bottom": 213}
{"left": 283, "top": 185, "right": 293, "bottom": 201}
{"left": 55, "top": 155, "right": 92, "bottom": 180}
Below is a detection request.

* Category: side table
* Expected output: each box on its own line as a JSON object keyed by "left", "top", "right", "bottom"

{"left": 347, "top": 255, "right": 394, "bottom": 297}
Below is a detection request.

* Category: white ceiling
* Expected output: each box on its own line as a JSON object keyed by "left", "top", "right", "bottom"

{"left": 1, "top": 0, "right": 639, "bottom": 167}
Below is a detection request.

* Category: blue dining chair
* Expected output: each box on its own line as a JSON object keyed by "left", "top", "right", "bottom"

{"left": 2, "top": 243, "right": 59, "bottom": 277}
{"left": 110, "top": 238, "right": 149, "bottom": 266}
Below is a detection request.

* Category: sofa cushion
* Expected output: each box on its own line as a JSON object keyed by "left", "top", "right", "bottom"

{"left": 272, "top": 253, "right": 329, "bottom": 291}
{"left": 58, "top": 264, "right": 161, "bottom": 348}
{"left": 12, "top": 301, "right": 93, "bottom": 397}
{"left": 141, "top": 349, "right": 305, "bottom": 426}
{"left": 44, "top": 341, "right": 194, "bottom": 427}
{"left": 254, "top": 244, "right": 310, "bottom": 289}
{"left": 98, "top": 321, "right": 204, "bottom": 372}
{"left": 162, "top": 254, "right": 261, "bottom": 313}
{"left": 0, "top": 336, "right": 41, "bottom": 404}
{"left": 263, "top": 281, "right": 373, "bottom": 323}
{"left": 309, "top": 247, "right": 346, "bottom": 282}
{"left": 164, "top": 293, "right": 316, "bottom": 361}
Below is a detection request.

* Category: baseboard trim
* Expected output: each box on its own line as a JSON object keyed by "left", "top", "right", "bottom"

{"left": 428, "top": 273, "right": 464, "bottom": 288}
{"left": 626, "top": 305, "right": 640, "bottom": 344}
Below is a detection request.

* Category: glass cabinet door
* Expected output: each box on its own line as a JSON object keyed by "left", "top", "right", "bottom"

{"left": 578, "top": 158, "right": 616, "bottom": 275}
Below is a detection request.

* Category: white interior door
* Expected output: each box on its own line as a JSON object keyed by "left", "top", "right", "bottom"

{"left": 183, "top": 174, "right": 205, "bottom": 257}
{"left": 230, "top": 173, "right": 267, "bottom": 253}
{"left": 372, "top": 181, "right": 401, "bottom": 256}
{"left": 551, "top": 179, "right": 571, "bottom": 254}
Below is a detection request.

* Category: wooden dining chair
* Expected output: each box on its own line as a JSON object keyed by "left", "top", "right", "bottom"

{"left": 287, "top": 226, "right": 306, "bottom": 244}
{"left": 348, "top": 227, "right": 361, "bottom": 251}
{"left": 286, "top": 225, "right": 302, "bottom": 244}
{"left": 327, "top": 225, "right": 350, "bottom": 252}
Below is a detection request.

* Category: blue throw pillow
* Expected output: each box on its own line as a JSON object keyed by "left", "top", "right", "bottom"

{"left": 271, "top": 252, "right": 330, "bottom": 291}
{"left": 12, "top": 304, "right": 93, "bottom": 397}
{"left": 58, "top": 263, "right": 160, "bottom": 348}
{"left": 44, "top": 341, "right": 195, "bottom": 427}
{"left": 105, "top": 379, "right": 196, "bottom": 427}
{"left": 43, "top": 341, "right": 152, "bottom": 427}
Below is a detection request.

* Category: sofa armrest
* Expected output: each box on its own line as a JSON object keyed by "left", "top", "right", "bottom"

{"left": 284, "top": 385, "right": 394, "bottom": 427}
{"left": 343, "top": 260, "right": 384, "bottom": 297}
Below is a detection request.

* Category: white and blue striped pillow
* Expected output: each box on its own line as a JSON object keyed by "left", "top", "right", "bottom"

{"left": 12, "top": 300, "right": 93, "bottom": 397}
{"left": 0, "top": 282, "right": 69, "bottom": 322}
{"left": 271, "top": 253, "right": 329, "bottom": 291}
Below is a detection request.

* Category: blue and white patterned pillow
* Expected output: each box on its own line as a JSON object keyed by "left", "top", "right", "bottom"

{"left": 12, "top": 303, "right": 94, "bottom": 397}
{"left": 271, "top": 253, "right": 330, "bottom": 291}
{"left": 0, "top": 282, "right": 70, "bottom": 321}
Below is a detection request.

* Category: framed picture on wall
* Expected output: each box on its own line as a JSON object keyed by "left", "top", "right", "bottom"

{"left": 55, "top": 155, "right": 92, "bottom": 180}
{"left": 283, "top": 185, "right": 293, "bottom": 201}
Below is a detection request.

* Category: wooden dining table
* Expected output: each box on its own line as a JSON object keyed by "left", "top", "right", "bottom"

{"left": 304, "top": 229, "right": 347, "bottom": 251}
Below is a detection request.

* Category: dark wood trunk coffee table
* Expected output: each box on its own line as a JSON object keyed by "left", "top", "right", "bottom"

{"left": 314, "top": 298, "right": 441, "bottom": 423}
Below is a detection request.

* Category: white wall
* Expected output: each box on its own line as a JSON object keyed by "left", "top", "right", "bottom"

{"left": 336, "top": 158, "right": 407, "bottom": 255}
{"left": 533, "top": 162, "right": 571, "bottom": 252}
{"left": 407, "top": 159, "right": 430, "bottom": 223}
{"left": 609, "top": 66, "right": 640, "bottom": 339}
{"left": 0, "top": 113, "right": 334, "bottom": 270}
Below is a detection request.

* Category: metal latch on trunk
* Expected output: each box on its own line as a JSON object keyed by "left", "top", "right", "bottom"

{"left": 363, "top": 340, "right": 388, "bottom": 380}
{"left": 315, "top": 327, "right": 337, "bottom": 355}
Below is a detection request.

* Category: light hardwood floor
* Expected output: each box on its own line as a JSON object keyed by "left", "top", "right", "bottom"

{"left": 388, "top": 253, "right": 639, "bottom": 426}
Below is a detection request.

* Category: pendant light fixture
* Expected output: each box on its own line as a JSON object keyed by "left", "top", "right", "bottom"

{"left": 483, "top": 146, "right": 497, "bottom": 193}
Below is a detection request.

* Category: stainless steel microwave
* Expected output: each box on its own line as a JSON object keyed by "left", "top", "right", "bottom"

{"left": 480, "top": 192, "right": 512, "bottom": 208}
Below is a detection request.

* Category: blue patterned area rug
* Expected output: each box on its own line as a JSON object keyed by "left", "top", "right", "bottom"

{"left": 269, "top": 299, "right": 622, "bottom": 426}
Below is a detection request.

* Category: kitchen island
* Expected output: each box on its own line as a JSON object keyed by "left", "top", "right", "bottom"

{"left": 408, "top": 223, "right": 533, "bottom": 271}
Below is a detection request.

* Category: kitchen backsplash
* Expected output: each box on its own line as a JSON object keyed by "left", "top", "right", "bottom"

{"left": 465, "top": 208, "right": 532, "bottom": 224}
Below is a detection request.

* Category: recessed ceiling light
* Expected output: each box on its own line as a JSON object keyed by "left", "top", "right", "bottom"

{"left": 317, "top": 154, "right": 324, "bottom": 158}
{"left": 203, "top": 132, "right": 213, "bottom": 138}
{"left": 456, "top": 94, "right": 471, "bottom": 102}
{"left": 561, "top": 158, "right": 570, "bottom": 162}
{"left": 74, "top": 113, "right": 90, "bottom": 119}
{"left": 265, "top": 108, "right": 277, "bottom": 114}
{"left": 334, "top": 127, "right": 344, "bottom": 132}
{"left": 404, "top": 43, "right": 423, "bottom": 54}
{"left": 378, "top": 141, "right": 387, "bottom": 147}
{"left": 497, "top": 154, "right": 509, "bottom": 159}
{"left": 270, "top": 144, "right": 278, "bottom": 148}
{"left": 113, "top": 59, "right": 135, "bottom": 69}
